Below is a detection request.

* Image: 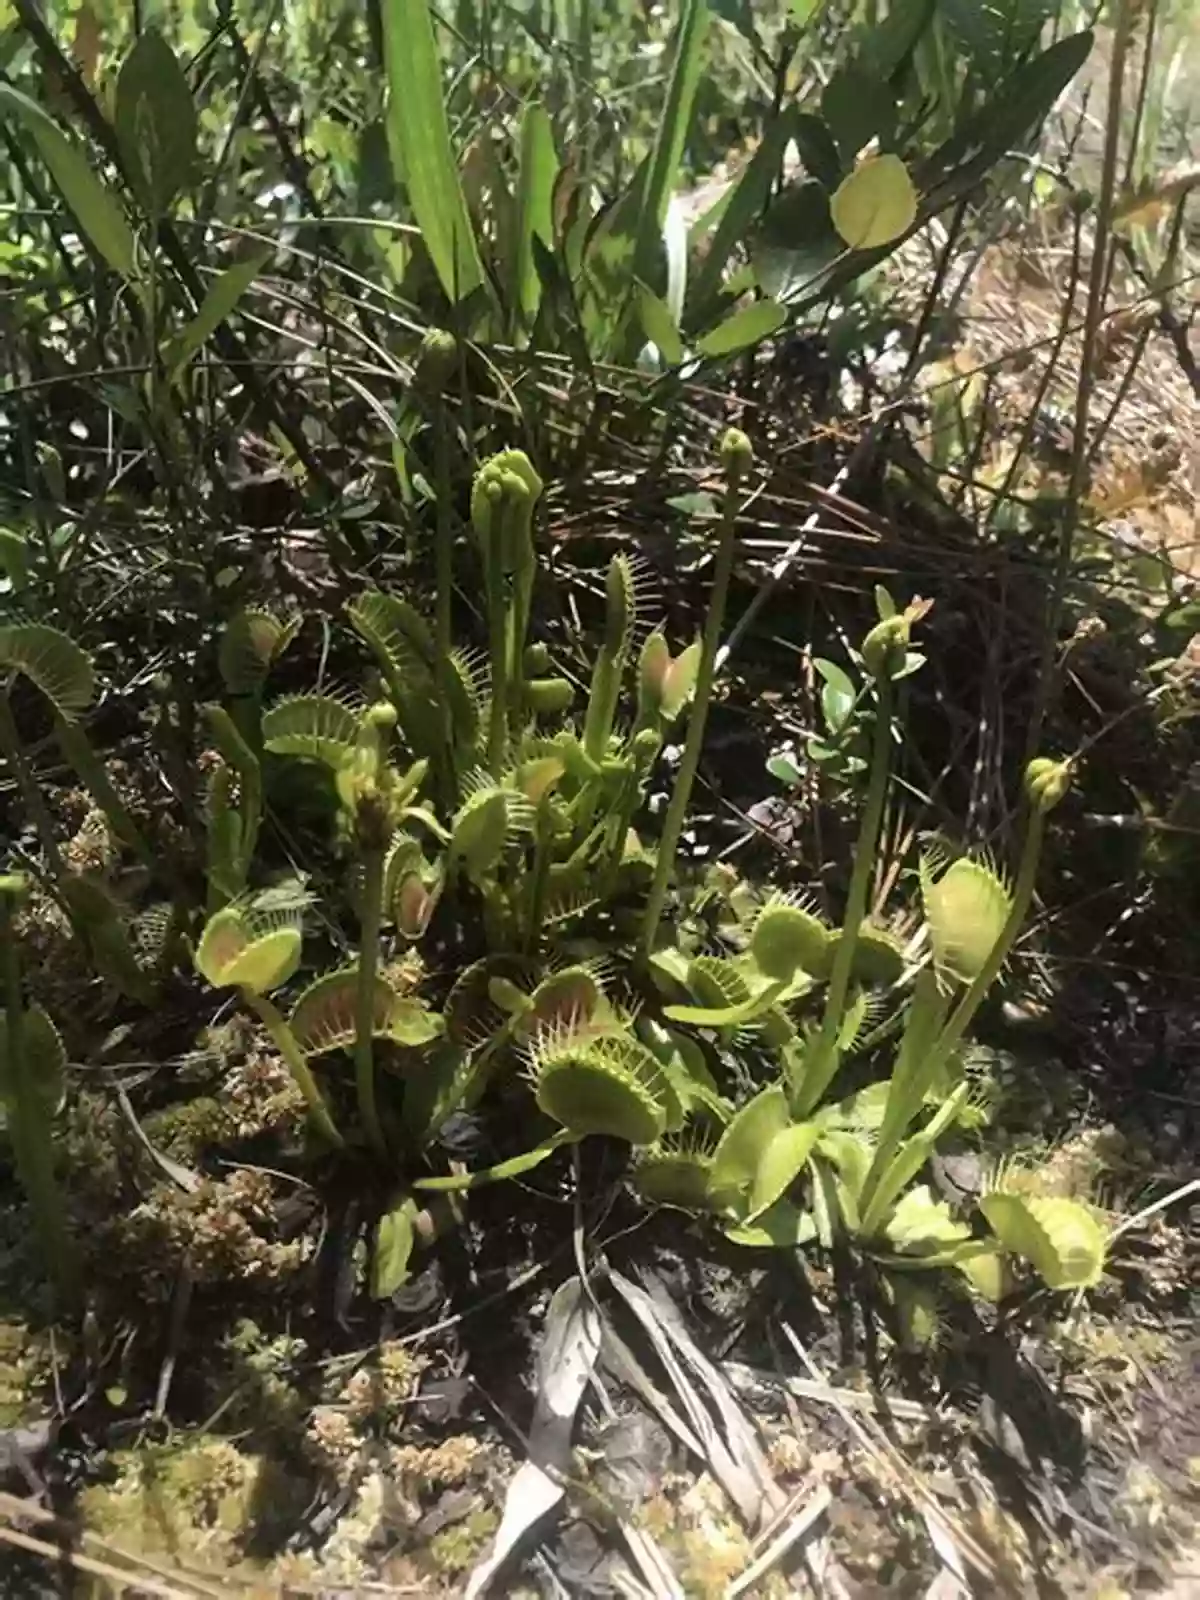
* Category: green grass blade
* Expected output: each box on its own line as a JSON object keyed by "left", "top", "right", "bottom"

{"left": 513, "top": 103, "right": 557, "bottom": 331}
{"left": 381, "top": 0, "right": 487, "bottom": 305}
{"left": 687, "top": 105, "right": 796, "bottom": 327}
{"left": 631, "top": 0, "right": 710, "bottom": 288}
{"left": 167, "top": 247, "right": 273, "bottom": 384}
{"left": 0, "top": 85, "right": 137, "bottom": 281}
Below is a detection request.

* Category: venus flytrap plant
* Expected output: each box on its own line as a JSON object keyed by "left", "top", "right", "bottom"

{"left": 630, "top": 593, "right": 1107, "bottom": 1303}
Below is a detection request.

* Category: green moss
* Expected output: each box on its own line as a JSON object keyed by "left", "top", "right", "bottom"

{"left": 79, "top": 1433, "right": 305, "bottom": 1573}
{"left": 426, "top": 1507, "right": 499, "bottom": 1574}
{"left": 142, "top": 1095, "right": 236, "bottom": 1163}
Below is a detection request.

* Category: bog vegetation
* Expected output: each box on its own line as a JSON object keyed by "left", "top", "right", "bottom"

{"left": 0, "top": 0, "right": 1196, "bottom": 1592}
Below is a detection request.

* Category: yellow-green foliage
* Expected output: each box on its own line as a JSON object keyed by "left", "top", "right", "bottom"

{"left": 428, "top": 1507, "right": 499, "bottom": 1574}
{"left": 79, "top": 1436, "right": 274, "bottom": 1568}
{"left": 0, "top": 1319, "right": 52, "bottom": 1426}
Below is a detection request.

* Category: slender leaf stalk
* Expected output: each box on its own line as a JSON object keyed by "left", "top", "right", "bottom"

{"left": 55, "top": 713, "right": 154, "bottom": 874}
{"left": 486, "top": 553, "right": 509, "bottom": 777}
{"left": 354, "top": 844, "right": 388, "bottom": 1156}
{"left": 641, "top": 434, "right": 748, "bottom": 954}
{"left": 793, "top": 675, "right": 895, "bottom": 1116}
{"left": 244, "top": 991, "right": 344, "bottom": 1149}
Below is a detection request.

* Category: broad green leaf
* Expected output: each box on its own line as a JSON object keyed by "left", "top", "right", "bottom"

{"left": 710, "top": 1083, "right": 790, "bottom": 1205}
{"left": 696, "top": 297, "right": 786, "bottom": 358}
{"left": 821, "top": 63, "right": 895, "bottom": 162}
{"left": 767, "top": 752, "right": 803, "bottom": 788}
{"left": 725, "top": 1197, "right": 815, "bottom": 1248}
{"left": 753, "top": 180, "right": 840, "bottom": 302}
{"left": 831, "top": 155, "right": 917, "bottom": 250}
{"left": 168, "top": 248, "right": 273, "bottom": 383}
{"left": 115, "top": 28, "right": 196, "bottom": 215}
{"left": 0, "top": 85, "right": 137, "bottom": 281}
{"left": 381, "top": 0, "right": 487, "bottom": 304}
{"left": 513, "top": 103, "right": 557, "bottom": 329}
{"left": 884, "top": 1184, "right": 971, "bottom": 1253}
{"left": 814, "top": 658, "right": 856, "bottom": 733}
{"left": 372, "top": 1196, "right": 417, "bottom": 1298}
{"left": 637, "top": 283, "right": 684, "bottom": 366}
{"left": 688, "top": 105, "right": 796, "bottom": 319}
{"left": 748, "top": 1121, "right": 819, "bottom": 1220}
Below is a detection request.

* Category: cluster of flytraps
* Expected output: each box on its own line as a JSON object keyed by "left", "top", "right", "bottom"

{"left": 0, "top": 419, "right": 1107, "bottom": 1318}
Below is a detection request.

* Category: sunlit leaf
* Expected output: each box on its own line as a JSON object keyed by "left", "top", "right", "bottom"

{"left": 696, "top": 296, "right": 786, "bottom": 357}
{"left": 831, "top": 154, "right": 917, "bottom": 250}
{"left": 413, "top": 1130, "right": 576, "bottom": 1191}
{"left": 980, "top": 1192, "right": 1108, "bottom": 1290}
{"left": 372, "top": 1195, "right": 418, "bottom": 1298}
{"left": 381, "top": 0, "right": 487, "bottom": 304}
{"left": 513, "top": 103, "right": 557, "bottom": 329}
{"left": 115, "top": 28, "right": 196, "bottom": 215}
{"left": 748, "top": 1120, "right": 819, "bottom": 1219}
{"left": 637, "top": 283, "right": 684, "bottom": 366}
{"left": 0, "top": 85, "right": 137, "bottom": 281}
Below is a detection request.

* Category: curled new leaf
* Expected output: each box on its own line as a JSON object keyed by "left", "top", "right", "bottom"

{"left": 372, "top": 1195, "right": 419, "bottom": 1299}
